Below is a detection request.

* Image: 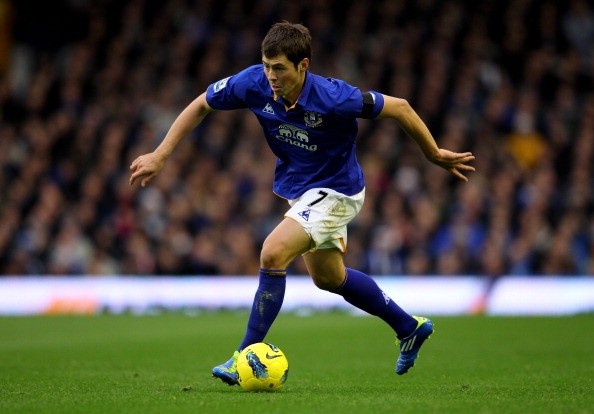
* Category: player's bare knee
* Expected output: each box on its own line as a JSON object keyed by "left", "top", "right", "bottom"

{"left": 260, "top": 244, "right": 287, "bottom": 270}
{"left": 311, "top": 274, "right": 342, "bottom": 292}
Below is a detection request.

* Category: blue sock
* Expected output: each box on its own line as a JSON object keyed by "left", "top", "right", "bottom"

{"left": 335, "top": 268, "right": 417, "bottom": 339}
{"left": 238, "top": 269, "right": 286, "bottom": 350}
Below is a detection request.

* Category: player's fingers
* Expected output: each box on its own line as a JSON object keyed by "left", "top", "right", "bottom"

{"left": 129, "top": 169, "right": 147, "bottom": 185}
{"left": 457, "top": 164, "right": 476, "bottom": 172}
{"left": 449, "top": 153, "right": 474, "bottom": 164}
{"left": 130, "top": 157, "right": 142, "bottom": 170}
{"left": 451, "top": 168, "right": 469, "bottom": 182}
{"left": 140, "top": 174, "right": 154, "bottom": 187}
{"left": 129, "top": 172, "right": 139, "bottom": 185}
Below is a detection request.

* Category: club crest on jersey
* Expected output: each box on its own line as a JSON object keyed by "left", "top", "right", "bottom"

{"left": 298, "top": 209, "right": 311, "bottom": 221}
{"left": 304, "top": 111, "right": 323, "bottom": 128}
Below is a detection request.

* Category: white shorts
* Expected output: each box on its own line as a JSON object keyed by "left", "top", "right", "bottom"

{"left": 285, "top": 187, "right": 365, "bottom": 253}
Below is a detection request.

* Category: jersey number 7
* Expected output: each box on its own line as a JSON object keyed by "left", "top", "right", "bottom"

{"left": 308, "top": 191, "right": 329, "bottom": 207}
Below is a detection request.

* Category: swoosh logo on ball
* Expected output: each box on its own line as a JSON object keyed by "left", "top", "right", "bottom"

{"left": 266, "top": 353, "right": 282, "bottom": 359}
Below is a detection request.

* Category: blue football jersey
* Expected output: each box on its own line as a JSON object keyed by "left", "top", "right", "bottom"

{"left": 205, "top": 65, "right": 384, "bottom": 199}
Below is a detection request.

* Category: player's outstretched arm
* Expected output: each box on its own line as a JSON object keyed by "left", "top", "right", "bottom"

{"left": 378, "top": 95, "right": 475, "bottom": 181}
{"left": 130, "top": 93, "right": 213, "bottom": 187}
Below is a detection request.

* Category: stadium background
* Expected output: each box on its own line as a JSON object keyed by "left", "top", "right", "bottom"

{"left": 1, "top": 0, "right": 593, "bottom": 280}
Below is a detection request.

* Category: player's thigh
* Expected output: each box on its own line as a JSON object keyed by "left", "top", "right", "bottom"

{"left": 303, "top": 248, "right": 346, "bottom": 290}
{"left": 261, "top": 217, "right": 311, "bottom": 269}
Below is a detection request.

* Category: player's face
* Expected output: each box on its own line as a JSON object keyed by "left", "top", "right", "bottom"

{"left": 262, "top": 54, "right": 308, "bottom": 105}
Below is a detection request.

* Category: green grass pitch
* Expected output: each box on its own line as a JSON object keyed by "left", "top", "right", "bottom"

{"left": 1, "top": 312, "right": 592, "bottom": 414}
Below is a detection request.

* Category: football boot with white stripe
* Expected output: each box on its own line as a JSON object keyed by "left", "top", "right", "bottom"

{"left": 396, "top": 316, "right": 434, "bottom": 375}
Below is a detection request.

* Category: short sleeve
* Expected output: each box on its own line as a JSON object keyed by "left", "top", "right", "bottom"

{"left": 206, "top": 67, "right": 258, "bottom": 110}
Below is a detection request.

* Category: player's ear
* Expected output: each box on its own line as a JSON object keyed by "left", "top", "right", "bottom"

{"left": 299, "top": 59, "right": 310, "bottom": 71}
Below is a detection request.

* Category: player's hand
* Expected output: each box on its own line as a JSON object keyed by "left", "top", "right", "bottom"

{"left": 430, "top": 149, "right": 475, "bottom": 181}
{"left": 129, "top": 152, "right": 166, "bottom": 187}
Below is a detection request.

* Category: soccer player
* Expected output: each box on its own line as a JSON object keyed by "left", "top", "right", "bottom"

{"left": 129, "top": 22, "right": 475, "bottom": 384}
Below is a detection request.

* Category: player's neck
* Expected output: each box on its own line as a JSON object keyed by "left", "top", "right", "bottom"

{"left": 281, "top": 75, "right": 306, "bottom": 108}
{"left": 284, "top": 93, "right": 301, "bottom": 110}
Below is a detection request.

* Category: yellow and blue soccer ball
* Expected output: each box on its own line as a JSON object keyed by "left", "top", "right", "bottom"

{"left": 237, "top": 342, "right": 289, "bottom": 391}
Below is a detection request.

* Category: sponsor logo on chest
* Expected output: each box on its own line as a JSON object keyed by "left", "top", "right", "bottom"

{"left": 276, "top": 124, "right": 318, "bottom": 152}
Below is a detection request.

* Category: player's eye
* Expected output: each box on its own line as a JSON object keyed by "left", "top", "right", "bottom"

{"left": 263, "top": 63, "right": 285, "bottom": 73}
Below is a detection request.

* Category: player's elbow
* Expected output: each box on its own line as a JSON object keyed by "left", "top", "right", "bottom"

{"left": 394, "top": 97, "right": 414, "bottom": 116}
{"left": 379, "top": 96, "right": 413, "bottom": 119}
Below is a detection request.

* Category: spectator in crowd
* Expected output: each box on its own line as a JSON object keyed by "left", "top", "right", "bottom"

{"left": 0, "top": 0, "right": 593, "bottom": 277}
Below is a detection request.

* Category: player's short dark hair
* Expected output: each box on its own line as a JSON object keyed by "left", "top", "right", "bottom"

{"left": 261, "top": 21, "right": 312, "bottom": 68}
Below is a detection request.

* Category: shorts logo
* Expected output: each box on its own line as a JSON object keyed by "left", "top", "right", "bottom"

{"left": 213, "top": 76, "right": 230, "bottom": 92}
{"left": 298, "top": 209, "right": 311, "bottom": 221}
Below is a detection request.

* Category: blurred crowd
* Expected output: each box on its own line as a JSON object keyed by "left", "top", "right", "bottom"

{"left": 0, "top": 0, "right": 593, "bottom": 277}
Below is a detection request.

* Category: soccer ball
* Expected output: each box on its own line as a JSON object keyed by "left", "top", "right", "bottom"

{"left": 237, "top": 342, "right": 289, "bottom": 391}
